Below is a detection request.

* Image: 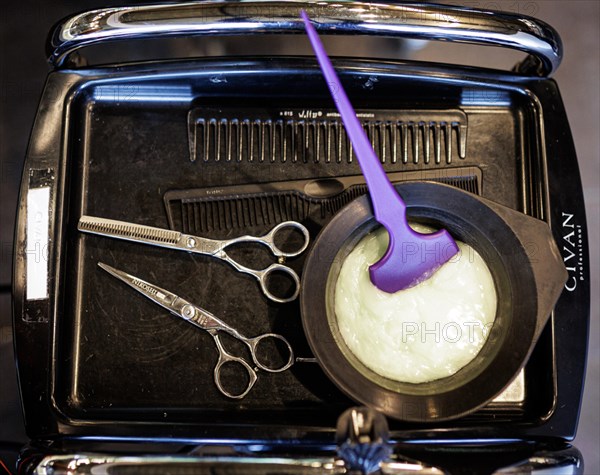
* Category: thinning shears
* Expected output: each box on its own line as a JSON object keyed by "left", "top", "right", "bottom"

{"left": 98, "top": 262, "right": 294, "bottom": 399}
{"left": 79, "top": 216, "right": 310, "bottom": 303}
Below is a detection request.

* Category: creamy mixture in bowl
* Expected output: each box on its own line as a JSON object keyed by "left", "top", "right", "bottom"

{"left": 334, "top": 224, "right": 497, "bottom": 384}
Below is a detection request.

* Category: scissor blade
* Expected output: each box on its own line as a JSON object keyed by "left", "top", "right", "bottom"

{"left": 98, "top": 262, "right": 182, "bottom": 315}
{"left": 79, "top": 216, "right": 182, "bottom": 249}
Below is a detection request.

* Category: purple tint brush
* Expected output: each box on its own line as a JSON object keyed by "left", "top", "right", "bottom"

{"left": 301, "top": 11, "right": 459, "bottom": 292}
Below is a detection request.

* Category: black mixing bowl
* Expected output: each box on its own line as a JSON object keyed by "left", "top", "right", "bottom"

{"left": 301, "top": 182, "right": 567, "bottom": 422}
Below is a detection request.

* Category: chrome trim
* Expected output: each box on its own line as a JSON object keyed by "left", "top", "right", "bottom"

{"left": 33, "top": 448, "right": 581, "bottom": 475}
{"left": 33, "top": 453, "right": 446, "bottom": 474}
{"left": 48, "top": 1, "right": 562, "bottom": 76}
{"left": 33, "top": 454, "right": 346, "bottom": 474}
{"left": 494, "top": 446, "right": 583, "bottom": 474}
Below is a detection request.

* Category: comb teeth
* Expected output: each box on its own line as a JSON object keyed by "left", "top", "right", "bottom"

{"left": 180, "top": 193, "right": 312, "bottom": 232}
{"left": 165, "top": 167, "right": 481, "bottom": 237}
{"left": 437, "top": 176, "right": 479, "bottom": 194}
{"left": 79, "top": 218, "right": 180, "bottom": 244}
{"left": 323, "top": 185, "right": 368, "bottom": 217}
{"left": 188, "top": 109, "right": 468, "bottom": 164}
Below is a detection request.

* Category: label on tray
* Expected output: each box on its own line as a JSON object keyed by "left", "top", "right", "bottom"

{"left": 26, "top": 186, "right": 50, "bottom": 300}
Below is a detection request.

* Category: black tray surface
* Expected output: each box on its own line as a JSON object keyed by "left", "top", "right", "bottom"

{"left": 60, "top": 61, "right": 537, "bottom": 420}
{"left": 13, "top": 58, "right": 589, "bottom": 440}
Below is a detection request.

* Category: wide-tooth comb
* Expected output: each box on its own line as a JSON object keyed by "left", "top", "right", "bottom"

{"left": 188, "top": 108, "right": 467, "bottom": 164}
{"left": 78, "top": 216, "right": 181, "bottom": 245}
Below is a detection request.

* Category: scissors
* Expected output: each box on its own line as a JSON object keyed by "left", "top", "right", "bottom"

{"left": 98, "top": 262, "right": 294, "bottom": 399}
{"left": 79, "top": 216, "right": 310, "bottom": 303}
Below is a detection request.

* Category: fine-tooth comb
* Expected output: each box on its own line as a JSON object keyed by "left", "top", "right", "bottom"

{"left": 164, "top": 167, "right": 481, "bottom": 235}
{"left": 187, "top": 108, "right": 468, "bottom": 165}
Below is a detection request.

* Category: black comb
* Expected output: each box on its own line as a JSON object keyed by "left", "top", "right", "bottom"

{"left": 188, "top": 108, "right": 468, "bottom": 165}
{"left": 164, "top": 167, "right": 481, "bottom": 235}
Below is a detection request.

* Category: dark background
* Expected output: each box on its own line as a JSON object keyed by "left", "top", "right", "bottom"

{"left": 1, "top": 0, "right": 598, "bottom": 473}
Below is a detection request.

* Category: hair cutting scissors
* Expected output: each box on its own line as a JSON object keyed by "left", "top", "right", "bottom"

{"left": 98, "top": 262, "right": 294, "bottom": 399}
{"left": 79, "top": 216, "right": 310, "bottom": 303}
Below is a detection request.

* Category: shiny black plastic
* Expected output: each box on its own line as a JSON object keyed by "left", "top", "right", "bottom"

{"left": 13, "top": 57, "right": 589, "bottom": 442}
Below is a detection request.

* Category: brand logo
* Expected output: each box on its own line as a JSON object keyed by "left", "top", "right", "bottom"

{"left": 133, "top": 279, "right": 158, "bottom": 296}
{"left": 298, "top": 109, "right": 323, "bottom": 119}
{"left": 561, "top": 212, "right": 585, "bottom": 292}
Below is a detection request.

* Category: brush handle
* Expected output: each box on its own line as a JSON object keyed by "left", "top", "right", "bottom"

{"left": 301, "top": 10, "right": 404, "bottom": 228}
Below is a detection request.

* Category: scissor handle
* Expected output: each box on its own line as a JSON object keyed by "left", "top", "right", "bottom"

{"left": 218, "top": 253, "right": 301, "bottom": 303}
{"left": 257, "top": 263, "right": 301, "bottom": 304}
{"left": 212, "top": 333, "right": 258, "bottom": 399}
{"left": 261, "top": 221, "right": 310, "bottom": 258}
{"left": 223, "top": 221, "right": 310, "bottom": 258}
{"left": 247, "top": 333, "right": 294, "bottom": 373}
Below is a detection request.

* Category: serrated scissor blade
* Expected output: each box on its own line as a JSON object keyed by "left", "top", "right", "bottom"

{"left": 79, "top": 215, "right": 182, "bottom": 248}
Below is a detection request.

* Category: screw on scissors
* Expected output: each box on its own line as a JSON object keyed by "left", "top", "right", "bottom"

{"left": 98, "top": 262, "right": 294, "bottom": 399}
{"left": 79, "top": 216, "right": 310, "bottom": 303}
